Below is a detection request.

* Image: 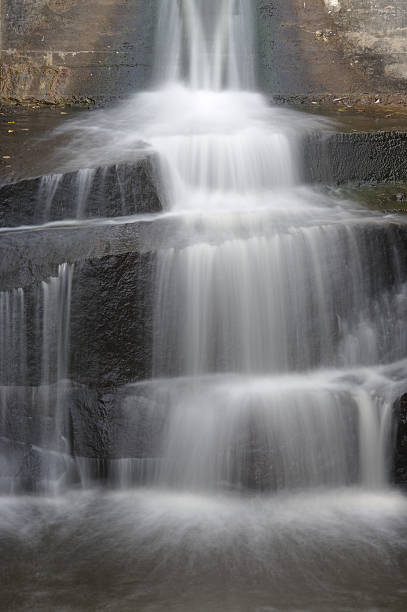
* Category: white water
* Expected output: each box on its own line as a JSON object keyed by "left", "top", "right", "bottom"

{"left": 3, "top": 0, "right": 407, "bottom": 493}
{"left": 137, "top": 0, "right": 407, "bottom": 492}
{"left": 36, "top": 0, "right": 406, "bottom": 493}
{"left": 0, "top": 264, "right": 74, "bottom": 493}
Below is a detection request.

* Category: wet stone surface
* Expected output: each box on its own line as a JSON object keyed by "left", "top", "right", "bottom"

{"left": 394, "top": 393, "right": 407, "bottom": 487}
{"left": 0, "top": 157, "right": 162, "bottom": 227}
{"left": 0, "top": 105, "right": 85, "bottom": 184}
{"left": 70, "top": 251, "right": 154, "bottom": 388}
{"left": 0, "top": 249, "right": 155, "bottom": 387}
{"left": 303, "top": 131, "right": 407, "bottom": 185}
{"left": 1, "top": 216, "right": 407, "bottom": 489}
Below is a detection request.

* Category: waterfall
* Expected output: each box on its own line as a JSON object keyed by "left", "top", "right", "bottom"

{"left": 153, "top": 0, "right": 255, "bottom": 90}
{"left": 134, "top": 0, "right": 407, "bottom": 492}
{"left": 0, "top": 264, "right": 74, "bottom": 493}
{"left": 43, "top": 0, "right": 407, "bottom": 493}
{"left": 2, "top": 2, "right": 407, "bottom": 609}
{"left": 2, "top": 0, "right": 406, "bottom": 495}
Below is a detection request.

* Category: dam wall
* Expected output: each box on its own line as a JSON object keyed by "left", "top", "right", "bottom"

{"left": 1, "top": 0, "right": 407, "bottom": 104}
{"left": 0, "top": 0, "right": 157, "bottom": 104}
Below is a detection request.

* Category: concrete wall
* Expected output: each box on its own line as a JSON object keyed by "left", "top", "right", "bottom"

{"left": 0, "top": 0, "right": 157, "bottom": 104}
{"left": 1, "top": 0, "right": 407, "bottom": 105}
{"left": 258, "top": 0, "right": 407, "bottom": 103}
{"left": 323, "top": 0, "right": 407, "bottom": 87}
{"left": 257, "top": 0, "right": 376, "bottom": 100}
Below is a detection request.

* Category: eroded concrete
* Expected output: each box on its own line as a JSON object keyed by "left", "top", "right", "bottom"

{"left": 259, "top": 0, "right": 407, "bottom": 106}
{"left": 3, "top": 1, "right": 407, "bottom": 107}
{"left": 324, "top": 0, "right": 407, "bottom": 88}
{"left": 0, "top": 0, "right": 157, "bottom": 105}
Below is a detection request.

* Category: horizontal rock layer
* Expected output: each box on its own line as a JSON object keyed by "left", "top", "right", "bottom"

{"left": 1, "top": 130, "right": 406, "bottom": 231}
{"left": 0, "top": 157, "right": 162, "bottom": 228}
{"left": 304, "top": 131, "right": 407, "bottom": 185}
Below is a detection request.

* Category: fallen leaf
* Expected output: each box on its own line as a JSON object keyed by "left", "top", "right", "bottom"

{"left": 2, "top": 155, "right": 11, "bottom": 159}
{"left": 7, "top": 129, "right": 14, "bottom": 133}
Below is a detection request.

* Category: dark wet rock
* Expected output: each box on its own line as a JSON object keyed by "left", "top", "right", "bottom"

{"left": 394, "top": 393, "right": 407, "bottom": 488}
{"left": 0, "top": 437, "right": 77, "bottom": 494}
{"left": 0, "top": 157, "right": 162, "bottom": 228}
{"left": 0, "top": 249, "right": 155, "bottom": 387}
{"left": 0, "top": 385, "right": 72, "bottom": 451}
{"left": 3, "top": 220, "right": 407, "bottom": 388}
{"left": 70, "top": 385, "right": 165, "bottom": 460}
{"left": 303, "top": 131, "right": 407, "bottom": 185}
{"left": 70, "top": 251, "right": 154, "bottom": 388}
{"left": 2, "top": 372, "right": 407, "bottom": 491}
{"left": 0, "top": 383, "right": 166, "bottom": 489}
{"left": 0, "top": 221, "right": 149, "bottom": 291}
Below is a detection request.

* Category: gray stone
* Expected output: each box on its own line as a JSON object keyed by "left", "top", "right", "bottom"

{"left": 0, "top": 0, "right": 159, "bottom": 104}
{"left": 394, "top": 393, "right": 407, "bottom": 487}
{"left": 303, "top": 131, "right": 407, "bottom": 185}
{"left": 0, "top": 156, "right": 162, "bottom": 228}
{"left": 70, "top": 251, "right": 154, "bottom": 388}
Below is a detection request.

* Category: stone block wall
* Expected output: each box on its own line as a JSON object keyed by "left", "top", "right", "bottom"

{"left": 0, "top": 0, "right": 157, "bottom": 104}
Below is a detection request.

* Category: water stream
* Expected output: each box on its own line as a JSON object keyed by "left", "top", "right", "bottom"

{"left": 2, "top": 1, "right": 407, "bottom": 610}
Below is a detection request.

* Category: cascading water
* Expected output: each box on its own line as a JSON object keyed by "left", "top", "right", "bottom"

{"left": 2, "top": 1, "right": 407, "bottom": 610}
{"left": 136, "top": 0, "right": 406, "bottom": 493}
{"left": 153, "top": 0, "right": 255, "bottom": 90}
{"left": 0, "top": 264, "right": 74, "bottom": 493}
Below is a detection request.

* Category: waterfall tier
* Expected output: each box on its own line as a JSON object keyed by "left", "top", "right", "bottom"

{"left": 1, "top": 0, "right": 407, "bottom": 496}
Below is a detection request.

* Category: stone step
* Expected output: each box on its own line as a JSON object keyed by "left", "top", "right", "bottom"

{"left": 1, "top": 132, "right": 407, "bottom": 230}
{"left": 303, "top": 130, "right": 407, "bottom": 185}
{"left": 1, "top": 216, "right": 407, "bottom": 387}
{"left": 0, "top": 156, "right": 162, "bottom": 228}
{"left": 2, "top": 372, "right": 406, "bottom": 492}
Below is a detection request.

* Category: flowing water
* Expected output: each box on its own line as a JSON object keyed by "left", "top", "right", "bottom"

{"left": 2, "top": 1, "right": 407, "bottom": 610}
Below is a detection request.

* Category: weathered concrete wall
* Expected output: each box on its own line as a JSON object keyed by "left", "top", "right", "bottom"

{"left": 2, "top": 0, "right": 407, "bottom": 105}
{"left": 258, "top": 0, "right": 407, "bottom": 104}
{"left": 323, "top": 0, "right": 407, "bottom": 89}
{"left": 0, "top": 0, "right": 157, "bottom": 104}
{"left": 258, "top": 0, "right": 378, "bottom": 101}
